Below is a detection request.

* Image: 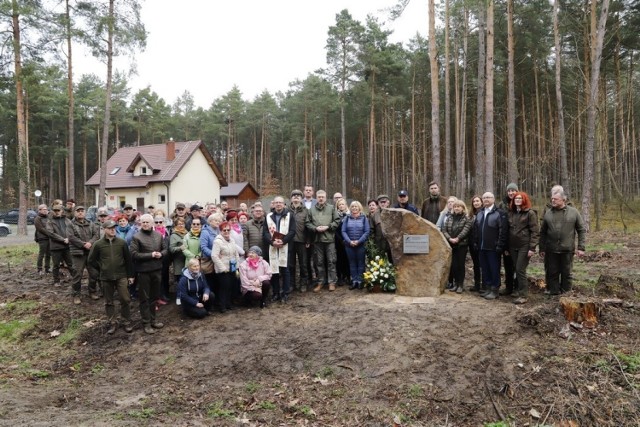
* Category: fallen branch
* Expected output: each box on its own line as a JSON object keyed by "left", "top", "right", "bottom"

{"left": 484, "top": 380, "right": 505, "bottom": 421}
{"left": 608, "top": 349, "right": 640, "bottom": 400}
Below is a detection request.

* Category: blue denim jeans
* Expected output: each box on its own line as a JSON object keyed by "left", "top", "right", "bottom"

{"left": 345, "top": 245, "right": 366, "bottom": 284}
{"left": 479, "top": 250, "right": 500, "bottom": 290}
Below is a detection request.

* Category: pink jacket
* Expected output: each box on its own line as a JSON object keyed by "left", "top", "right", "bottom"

{"left": 239, "top": 258, "right": 272, "bottom": 295}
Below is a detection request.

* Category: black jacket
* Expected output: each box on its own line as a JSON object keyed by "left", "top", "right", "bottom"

{"left": 473, "top": 206, "right": 508, "bottom": 252}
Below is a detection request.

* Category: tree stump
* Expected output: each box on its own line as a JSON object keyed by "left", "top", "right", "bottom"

{"left": 559, "top": 297, "right": 600, "bottom": 328}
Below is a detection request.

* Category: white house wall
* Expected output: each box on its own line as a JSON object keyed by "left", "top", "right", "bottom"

{"left": 92, "top": 150, "right": 222, "bottom": 211}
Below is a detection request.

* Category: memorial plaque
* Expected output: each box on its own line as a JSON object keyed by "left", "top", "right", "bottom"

{"left": 403, "top": 235, "right": 429, "bottom": 254}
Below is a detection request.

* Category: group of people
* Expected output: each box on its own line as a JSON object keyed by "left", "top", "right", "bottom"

{"left": 33, "top": 180, "right": 586, "bottom": 333}
{"left": 422, "top": 182, "right": 586, "bottom": 304}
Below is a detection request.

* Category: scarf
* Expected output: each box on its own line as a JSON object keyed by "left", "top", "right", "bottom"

{"left": 173, "top": 224, "right": 187, "bottom": 237}
{"left": 231, "top": 222, "right": 242, "bottom": 234}
{"left": 116, "top": 224, "right": 130, "bottom": 236}
{"left": 155, "top": 225, "right": 167, "bottom": 237}
{"left": 247, "top": 256, "right": 261, "bottom": 270}
{"left": 190, "top": 228, "right": 201, "bottom": 237}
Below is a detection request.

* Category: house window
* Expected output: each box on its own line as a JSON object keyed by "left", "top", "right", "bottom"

{"left": 158, "top": 195, "right": 166, "bottom": 203}
{"left": 141, "top": 166, "right": 147, "bottom": 175}
{"left": 109, "top": 167, "right": 120, "bottom": 175}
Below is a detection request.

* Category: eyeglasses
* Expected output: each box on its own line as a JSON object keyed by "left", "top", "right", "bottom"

{"left": 192, "top": 223, "right": 201, "bottom": 227}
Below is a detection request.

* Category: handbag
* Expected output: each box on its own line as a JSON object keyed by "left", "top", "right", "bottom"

{"left": 199, "top": 256, "right": 214, "bottom": 274}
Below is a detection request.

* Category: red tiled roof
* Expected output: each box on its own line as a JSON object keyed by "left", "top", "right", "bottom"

{"left": 85, "top": 140, "right": 227, "bottom": 188}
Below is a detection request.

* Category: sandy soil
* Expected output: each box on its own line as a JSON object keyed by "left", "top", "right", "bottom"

{"left": 0, "top": 231, "right": 638, "bottom": 426}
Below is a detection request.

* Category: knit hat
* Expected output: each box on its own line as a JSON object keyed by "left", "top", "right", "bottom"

{"left": 248, "top": 246, "right": 262, "bottom": 256}
{"left": 506, "top": 183, "right": 519, "bottom": 191}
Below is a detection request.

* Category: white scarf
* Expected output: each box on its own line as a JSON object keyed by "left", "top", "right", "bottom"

{"left": 265, "top": 211, "right": 290, "bottom": 273}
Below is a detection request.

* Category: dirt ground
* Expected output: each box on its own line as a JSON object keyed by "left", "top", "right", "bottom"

{"left": 0, "top": 231, "right": 638, "bottom": 426}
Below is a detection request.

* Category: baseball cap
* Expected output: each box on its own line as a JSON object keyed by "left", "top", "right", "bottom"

{"left": 75, "top": 206, "right": 85, "bottom": 211}
{"left": 102, "top": 220, "right": 117, "bottom": 229}
{"left": 123, "top": 204, "right": 133, "bottom": 210}
{"left": 291, "top": 189, "right": 303, "bottom": 197}
{"left": 52, "top": 204, "right": 63, "bottom": 211}
{"left": 190, "top": 204, "right": 202, "bottom": 212}
{"left": 377, "top": 194, "right": 390, "bottom": 201}
{"left": 398, "top": 190, "right": 408, "bottom": 197}
{"left": 176, "top": 202, "right": 186, "bottom": 209}
{"left": 97, "top": 208, "right": 109, "bottom": 216}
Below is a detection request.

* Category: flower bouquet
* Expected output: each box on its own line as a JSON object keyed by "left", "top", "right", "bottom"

{"left": 363, "top": 255, "right": 397, "bottom": 292}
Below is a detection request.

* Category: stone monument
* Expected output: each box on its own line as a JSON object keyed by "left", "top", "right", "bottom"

{"left": 381, "top": 208, "right": 452, "bottom": 297}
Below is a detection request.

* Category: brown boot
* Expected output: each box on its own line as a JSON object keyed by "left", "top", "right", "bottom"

{"left": 328, "top": 283, "right": 336, "bottom": 291}
{"left": 313, "top": 284, "right": 323, "bottom": 293}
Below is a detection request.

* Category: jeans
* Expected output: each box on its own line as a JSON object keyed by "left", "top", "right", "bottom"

{"left": 469, "top": 245, "right": 482, "bottom": 287}
{"left": 449, "top": 245, "right": 468, "bottom": 287}
{"left": 344, "top": 244, "right": 366, "bottom": 284}
{"left": 479, "top": 250, "right": 500, "bottom": 290}
{"left": 314, "top": 242, "right": 337, "bottom": 285}
{"left": 502, "top": 251, "right": 516, "bottom": 291}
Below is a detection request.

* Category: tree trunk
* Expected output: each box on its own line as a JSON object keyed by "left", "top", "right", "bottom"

{"left": 506, "top": 0, "right": 518, "bottom": 184}
{"left": 475, "top": 6, "right": 486, "bottom": 195}
{"left": 98, "top": 0, "right": 115, "bottom": 209}
{"left": 484, "top": 0, "right": 495, "bottom": 193}
{"left": 429, "top": 0, "right": 441, "bottom": 185}
{"left": 66, "top": 0, "right": 75, "bottom": 201}
{"left": 443, "top": 0, "right": 451, "bottom": 195}
{"left": 554, "top": 0, "right": 569, "bottom": 189}
{"left": 581, "top": 0, "right": 610, "bottom": 230}
{"left": 12, "top": 0, "right": 29, "bottom": 236}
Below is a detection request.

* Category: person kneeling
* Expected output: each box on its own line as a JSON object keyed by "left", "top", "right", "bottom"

{"left": 178, "top": 258, "right": 213, "bottom": 319}
{"left": 239, "top": 246, "right": 272, "bottom": 308}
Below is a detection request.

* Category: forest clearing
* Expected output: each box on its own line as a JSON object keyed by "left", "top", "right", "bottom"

{"left": 0, "top": 229, "right": 638, "bottom": 426}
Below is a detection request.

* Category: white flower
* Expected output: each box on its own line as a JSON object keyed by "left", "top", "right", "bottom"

{"left": 375, "top": 255, "right": 380, "bottom": 261}
{"left": 384, "top": 274, "right": 389, "bottom": 278}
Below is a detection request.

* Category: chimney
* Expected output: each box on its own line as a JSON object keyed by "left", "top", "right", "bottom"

{"left": 166, "top": 138, "right": 175, "bottom": 161}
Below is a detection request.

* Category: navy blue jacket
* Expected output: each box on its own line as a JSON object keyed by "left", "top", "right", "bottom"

{"left": 341, "top": 214, "right": 370, "bottom": 246}
{"left": 178, "top": 268, "right": 211, "bottom": 308}
{"left": 473, "top": 206, "right": 508, "bottom": 252}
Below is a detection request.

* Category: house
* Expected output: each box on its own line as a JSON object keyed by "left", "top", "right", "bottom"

{"left": 85, "top": 140, "right": 227, "bottom": 212}
{"left": 220, "top": 182, "right": 260, "bottom": 208}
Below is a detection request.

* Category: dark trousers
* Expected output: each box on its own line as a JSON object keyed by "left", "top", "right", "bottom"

{"left": 289, "top": 242, "right": 308, "bottom": 290}
{"left": 37, "top": 240, "right": 51, "bottom": 271}
{"left": 272, "top": 267, "right": 291, "bottom": 297}
{"left": 51, "top": 249, "right": 76, "bottom": 283}
{"left": 545, "top": 252, "right": 574, "bottom": 294}
{"left": 512, "top": 247, "right": 532, "bottom": 296}
{"left": 335, "top": 238, "right": 350, "bottom": 283}
{"left": 71, "top": 253, "right": 98, "bottom": 296}
{"left": 502, "top": 252, "right": 516, "bottom": 291}
{"left": 345, "top": 244, "right": 366, "bottom": 284}
{"left": 216, "top": 271, "right": 235, "bottom": 310}
{"left": 137, "top": 270, "right": 161, "bottom": 325}
{"left": 305, "top": 243, "right": 316, "bottom": 280}
{"left": 469, "top": 245, "right": 482, "bottom": 287}
{"left": 480, "top": 250, "right": 501, "bottom": 290}
{"left": 449, "top": 245, "right": 468, "bottom": 287}
{"left": 182, "top": 297, "right": 214, "bottom": 319}
{"left": 103, "top": 278, "right": 131, "bottom": 324}
{"left": 243, "top": 280, "right": 272, "bottom": 306}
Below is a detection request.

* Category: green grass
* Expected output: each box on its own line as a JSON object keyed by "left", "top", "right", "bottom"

{"left": 57, "top": 318, "right": 83, "bottom": 345}
{"left": 127, "top": 408, "right": 155, "bottom": 419}
{"left": 206, "top": 401, "right": 234, "bottom": 419}
{"left": 0, "top": 244, "right": 38, "bottom": 265}
{"left": 245, "top": 381, "right": 260, "bottom": 393}
{"left": 316, "top": 366, "right": 334, "bottom": 379}
{"left": 3, "top": 300, "right": 39, "bottom": 314}
{"left": 407, "top": 384, "right": 424, "bottom": 398}
{"left": 257, "top": 400, "right": 276, "bottom": 410}
{"left": 0, "top": 318, "right": 37, "bottom": 341}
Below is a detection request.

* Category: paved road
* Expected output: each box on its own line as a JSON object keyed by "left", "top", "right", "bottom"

{"left": 0, "top": 224, "right": 36, "bottom": 246}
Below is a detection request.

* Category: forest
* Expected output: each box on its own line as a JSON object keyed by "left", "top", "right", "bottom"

{"left": 1, "top": 0, "right": 639, "bottom": 233}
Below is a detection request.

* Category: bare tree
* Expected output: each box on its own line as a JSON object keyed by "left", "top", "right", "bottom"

{"left": 429, "top": 0, "right": 441, "bottom": 185}
{"left": 484, "top": 0, "right": 495, "bottom": 193}
{"left": 553, "top": 0, "right": 569, "bottom": 190}
{"left": 506, "top": 0, "right": 518, "bottom": 184}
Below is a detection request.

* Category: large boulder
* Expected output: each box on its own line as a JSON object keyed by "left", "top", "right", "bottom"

{"left": 381, "top": 208, "right": 452, "bottom": 297}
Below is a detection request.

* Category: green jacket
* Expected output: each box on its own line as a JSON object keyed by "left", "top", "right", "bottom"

{"left": 87, "top": 235, "right": 134, "bottom": 281}
{"left": 540, "top": 205, "right": 586, "bottom": 253}
{"left": 305, "top": 202, "right": 341, "bottom": 243}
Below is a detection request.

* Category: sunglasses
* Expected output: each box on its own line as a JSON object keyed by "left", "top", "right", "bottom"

{"left": 154, "top": 221, "right": 164, "bottom": 224}
{"left": 221, "top": 229, "right": 231, "bottom": 232}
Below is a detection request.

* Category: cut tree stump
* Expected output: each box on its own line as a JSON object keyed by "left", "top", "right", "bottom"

{"left": 559, "top": 297, "right": 600, "bottom": 328}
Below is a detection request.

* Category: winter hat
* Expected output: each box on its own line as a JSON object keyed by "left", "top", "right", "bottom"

{"left": 506, "top": 183, "right": 519, "bottom": 191}
{"left": 248, "top": 246, "right": 262, "bottom": 256}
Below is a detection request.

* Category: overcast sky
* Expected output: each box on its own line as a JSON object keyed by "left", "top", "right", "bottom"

{"left": 74, "top": 0, "right": 428, "bottom": 108}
